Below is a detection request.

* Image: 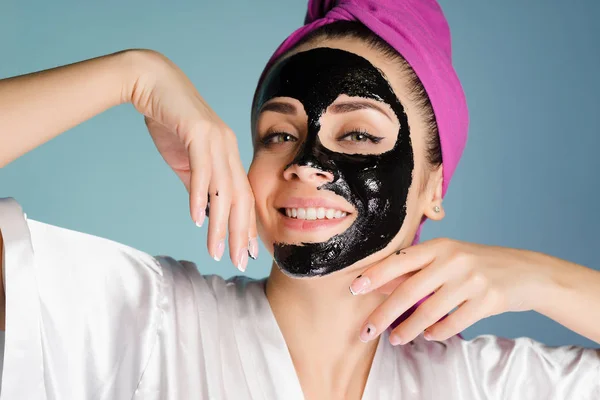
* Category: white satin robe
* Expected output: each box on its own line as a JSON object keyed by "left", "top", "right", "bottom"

{"left": 0, "top": 198, "right": 598, "bottom": 399}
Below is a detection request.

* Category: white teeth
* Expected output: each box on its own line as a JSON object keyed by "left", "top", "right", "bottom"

{"left": 283, "top": 207, "right": 348, "bottom": 220}
{"left": 297, "top": 208, "right": 306, "bottom": 219}
{"left": 325, "top": 209, "right": 335, "bottom": 219}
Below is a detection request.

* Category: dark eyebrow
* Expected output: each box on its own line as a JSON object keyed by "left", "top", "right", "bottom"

{"left": 259, "top": 101, "right": 297, "bottom": 115}
{"left": 259, "top": 99, "right": 394, "bottom": 121}
{"left": 328, "top": 101, "right": 393, "bottom": 121}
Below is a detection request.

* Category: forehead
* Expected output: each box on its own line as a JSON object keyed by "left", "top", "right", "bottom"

{"left": 254, "top": 45, "right": 404, "bottom": 121}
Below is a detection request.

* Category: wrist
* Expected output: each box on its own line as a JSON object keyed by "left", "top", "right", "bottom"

{"left": 529, "top": 252, "right": 580, "bottom": 315}
{"left": 115, "top": 49, "right": 164, "bottom": 106}
{"left": 529, "top": 253, "right": 600, "bottom": 341}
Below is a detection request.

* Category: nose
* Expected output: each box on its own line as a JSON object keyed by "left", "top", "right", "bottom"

{"left": 283, "top": 162, "right": 335, "bottom": 185}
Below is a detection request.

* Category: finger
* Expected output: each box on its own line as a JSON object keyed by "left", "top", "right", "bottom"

{"left": 226, "top": 141, "right": 253, "bottom": 272}
{"left": 187, "top": 136, "right": 211, "bottom": 226}
{"left": 349, "top": 240, "right": 441, "bottom": 295}
{"left": 389, "top": 278, "right": 469, "bottom": 345}
{"left": 359, "top": 263, "right": 446, "bottom": 343}
{"left": 228, "top": 197, "right": 250, "bottom": 272}
{"left": 248, "top": 200, "right": 259, "bottom": 260}
{"left": 205, "top": 134, "right": 232, "bottom": 263}
{"left": 374, "top": 274, "right": 414, "bottom": 295}
{"left": 424, "top": 299, "right": 488, "bottom": 341}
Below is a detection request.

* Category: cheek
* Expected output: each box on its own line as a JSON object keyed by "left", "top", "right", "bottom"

{"left": 404, "top": 177, "right": 425, "bottom": 223}
{"left": 386, "top": 141, "right": 428, "bottom": 241}
{"left": 399, "top": 154, "right": 430, "bottom": 235}
{"left": 248, "top": 157, "right": 279, "bottom": 252}
{"left": 248, "top": 158, "right": 272, "bottom": 217}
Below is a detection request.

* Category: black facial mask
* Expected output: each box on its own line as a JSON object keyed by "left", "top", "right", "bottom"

{"left": 253, "top": 48, "right": 414, "bottom": 277}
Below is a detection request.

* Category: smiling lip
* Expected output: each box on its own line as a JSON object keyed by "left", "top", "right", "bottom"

{"left": 278, "top": 211, "right": 350, "bottom": 231}
{"left": 276, "top": 197, "right": 354, "bottom": 214}
{"left": 276, "top": 197, "right": 354, "bottom": 232}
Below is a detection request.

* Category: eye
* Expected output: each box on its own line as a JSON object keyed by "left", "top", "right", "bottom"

{"left": 338, "top": 130, "right": 383, "bottom": 144}
{"left": 260, "top": 132, "right": 298, "bottom": 146}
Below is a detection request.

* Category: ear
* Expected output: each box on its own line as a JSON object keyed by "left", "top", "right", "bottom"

{"left": 422, "top": 165, "right": 445, "bottom": 221}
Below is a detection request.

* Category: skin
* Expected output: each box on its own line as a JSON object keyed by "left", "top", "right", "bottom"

{"left": 0, "top": 39, "right": 599, "bottom": 400}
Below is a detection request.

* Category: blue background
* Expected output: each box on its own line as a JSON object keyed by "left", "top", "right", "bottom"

{"left": 1, "top": 0, "right": 598, "bottom": 347}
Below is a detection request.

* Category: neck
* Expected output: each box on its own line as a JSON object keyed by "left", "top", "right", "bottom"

{"left": 266, "top": 263, "right": 387, "bottom": 399}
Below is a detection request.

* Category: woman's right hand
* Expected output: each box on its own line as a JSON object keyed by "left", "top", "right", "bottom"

{"left": 122, "top": 50, "right": 257, "bottom": 271}
{"left": 0, "top": 49, "right": 257, "bottom": 272}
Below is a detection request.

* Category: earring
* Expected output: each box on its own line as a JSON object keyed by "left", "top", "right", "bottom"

{"left": 433, "top": 205, "right": 441, "bottom": 213}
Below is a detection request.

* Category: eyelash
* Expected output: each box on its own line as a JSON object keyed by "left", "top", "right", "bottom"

{"left": 338, "top": 129, "right": 384, "bottom": 144}
{"left": 259, "top": 131, "right": 298, "bottom": 147}
{"left": 259, "top": 129, "right": 384, "bottom": 147}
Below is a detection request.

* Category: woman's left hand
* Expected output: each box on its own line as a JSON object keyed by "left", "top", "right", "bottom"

{"left": 351, "top": 238, "right": 553, "bottom": 345}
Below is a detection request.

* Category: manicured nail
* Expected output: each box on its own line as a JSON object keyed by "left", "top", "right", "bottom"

{"left": 349, "top": 275, "right": 371, "bottom": 295}
{"left": 213, "top": 240, "right": 225, "bottom": 261}
{"left": 237, "top": 247, "right": 248, "bottom": 273}
{"left": 359, "top": 323, "right": 377, "bottom": 343}
{"left": 389, "top": 334, "right": 403, "bottom": 346}
{"left": 248, "top": 237, "right": 259, "bottom": 260}
{"left": 423, "top": 331, "right": 433, "bottom": 341}
{"left": 195, "top": 210, "right": 206, "bottom": 228}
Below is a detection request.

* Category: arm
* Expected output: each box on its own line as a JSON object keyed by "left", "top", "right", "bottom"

{"left": 0, "top": 51, "right": 135, "bottom": 331}
{"left": 355, "top": 239, "right": 600, "bottom": 346}
{"left": 0, "top": 51, "right": 135, "bottom": 167}
{"left": 534, "top": 252, "right": 600, "bottom": 344}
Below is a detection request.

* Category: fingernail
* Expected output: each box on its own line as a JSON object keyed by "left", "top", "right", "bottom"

{"left": 237, "top": 247, "right": 248, "bottom": 273}
{"left": 349, "top": 275, "right": 371, "bottom": 295}
{"left": 213, "top": 240, "right": 225, "bottom": 262}
{"left": 248, "top": 237, "right": 259, "bottom": 260}
{"left": 424, "top": 331, "right": 433, "bottom": 341}
{"left": 195, "top": 210, "right": 206, "bottom": 228}
{"left": 359, "top": 323, "right": 377, "bottom": 343}
{"left": 389, "top": 334, "right": 403, "bottom": 346}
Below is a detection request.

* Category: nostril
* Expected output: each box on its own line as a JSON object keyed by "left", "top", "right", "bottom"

{"left": 282, "top": 168, "right": 300, "bottom": 181}
{"left": 284, "top": 163, "right": 334, "bottom": 183}
{"left": 317, "top": 170, "right": 335, "bottom": 182}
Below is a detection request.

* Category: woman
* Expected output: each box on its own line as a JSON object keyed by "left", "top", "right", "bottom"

{"left": 1, "top": 0, "right": 599, "bottom": 399}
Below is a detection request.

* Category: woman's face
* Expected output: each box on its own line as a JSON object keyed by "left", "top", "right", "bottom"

{"left": 248, "top": 37, "right": 442, "bottom": 278}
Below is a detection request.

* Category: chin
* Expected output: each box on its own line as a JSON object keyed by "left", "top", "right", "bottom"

{"left": 274, "top": 261, "right": 347, "bottom": 279}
